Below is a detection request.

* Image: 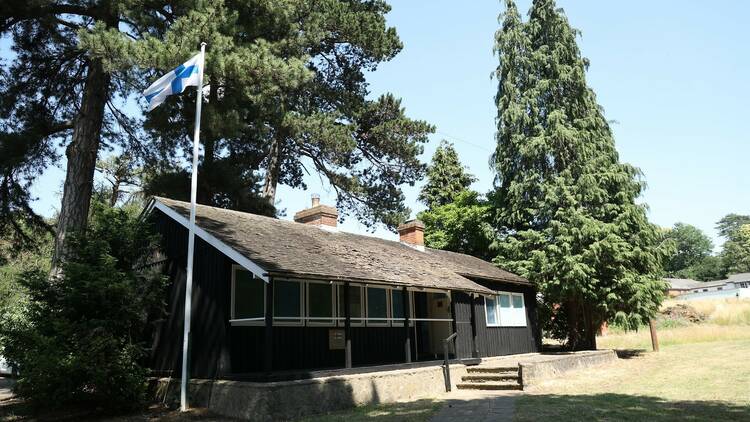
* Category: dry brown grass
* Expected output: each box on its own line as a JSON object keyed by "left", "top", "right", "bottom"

{"left": 598, "top": 323, "right": 750, "bottom": 350}
{"left": 516, "top": 339, "right": 750, "bottom": 421}
{"left": 663, "top": 297, "right": 750, "bottom": 326}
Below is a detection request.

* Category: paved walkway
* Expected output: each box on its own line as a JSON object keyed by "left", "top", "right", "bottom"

{"left": 0, "top": 377, "right": 15, "bottom": 401}
{"left": 431, "top": 390, "right": 521, "bottom": 422}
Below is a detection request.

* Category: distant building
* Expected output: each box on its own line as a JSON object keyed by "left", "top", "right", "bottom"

{"left": 664, "top": 278, "right": 703, "bottom": 297}
{"left": 665, "top": 273, "right": 750, "bottom": 300}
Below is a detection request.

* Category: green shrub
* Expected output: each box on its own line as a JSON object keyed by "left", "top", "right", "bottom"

{"left": 0, "top": 203, "right": 165, "bottom": 409}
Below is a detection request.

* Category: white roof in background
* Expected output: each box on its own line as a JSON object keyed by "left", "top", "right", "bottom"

{"left": 726, "top": 273, "right": 750, "bottom": 283}
{"left": 664, "top": 278, "right": 702, "bottom": 290}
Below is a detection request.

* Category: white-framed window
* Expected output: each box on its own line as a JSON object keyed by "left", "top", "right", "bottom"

{"left": 365, "top": 285, "right": 390, "bottom": 326}
{"left": 485, "top": 291, "right": 527, "bottom": 327}
{"left": 389, "top": 288, "right": 415, "bottom": 327}
{"left": 273, "top": 279, "right": 304, "bottom": 326}
{"left": 337, "top": 284, "right": 365, "bottom": 326}
{"left": 307, "top": 280, "right": 336, "bottom": 326}
{"left": 230, "top": 265, "right": 266, "bottom": 326}
{"left": 485, "top": 296, "right": 498, "bottom": 326}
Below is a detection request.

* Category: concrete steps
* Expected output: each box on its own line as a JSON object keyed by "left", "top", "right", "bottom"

{"left": 456, "top": 365, "right": 522, "bottom": 391}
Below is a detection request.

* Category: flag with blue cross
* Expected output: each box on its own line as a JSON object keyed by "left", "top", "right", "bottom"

{"left": 143, "top": 52, "right": 202, "bottom": 111}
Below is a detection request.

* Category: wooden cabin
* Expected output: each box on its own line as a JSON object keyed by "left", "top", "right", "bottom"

{"left": 144, "top": 196, "right": 540, "bottom": 380}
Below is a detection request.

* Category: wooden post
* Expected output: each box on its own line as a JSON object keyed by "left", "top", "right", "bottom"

{"left": 402, "top": 286, "right": 411, "bottom": 363}
{"left": 264, "top": 278, "right": 274, "bottom": 372}
{"left": 649, "top": 319, "right": 659, "bottom": 352}
{"left": 469, "top": 293, "right": 479, "bottom": 358}
{"left": 344, "top": 282, "right": 352, "bottom": 368}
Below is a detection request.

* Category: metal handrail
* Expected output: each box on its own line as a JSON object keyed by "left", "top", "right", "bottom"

{"left": 443, "top": 332, "right": 458, "bottom": 392}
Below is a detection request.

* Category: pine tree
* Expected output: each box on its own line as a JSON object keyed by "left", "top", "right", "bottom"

{"left": 416, "top": 141, "right": 490, "bottom": 259}
{"left": 492, "top": 0, "right": 667, "bottom": 349}
{"left": 0, "top": 1, "right": 222, "bottom": 273}
{"left": 135, "top": 1, "right": 434, "bottom": 229}
{"left": 418, "top": 140, "right": 476, "bottom": 209}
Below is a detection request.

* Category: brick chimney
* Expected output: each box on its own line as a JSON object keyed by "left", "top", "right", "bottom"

{"left": 294, "top": 194, "right": 338, "bottom": 229}
{"left": 398, "top": 219, "right": 425, "bottom": 251}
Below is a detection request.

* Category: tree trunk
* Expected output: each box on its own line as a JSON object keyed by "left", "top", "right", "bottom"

{"left": 51, "top": 59, "right": 111, "bottom": 277}
{"left": 109, "top": 180, "right": 120, "bottom": 207}
{"left": 261, "top": 133, "right": 282, "bottom": 206}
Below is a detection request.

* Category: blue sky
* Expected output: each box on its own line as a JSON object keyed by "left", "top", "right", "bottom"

{"left": 26, "top": 1, "right": 750, "bottom": 249}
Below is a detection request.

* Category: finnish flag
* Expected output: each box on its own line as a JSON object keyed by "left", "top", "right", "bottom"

{"left": 144, "top": 53, "right": 202, "bottom": 111}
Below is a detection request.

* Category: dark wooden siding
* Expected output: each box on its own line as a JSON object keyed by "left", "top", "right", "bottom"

{"left": 150, "top": 210, "right": 416, "bottom": 378}
{"left": 452, "top": 282, "right": 540, "bottom": 359}
{"left": 149, "top": 211, "right": 233, "bottom": 379}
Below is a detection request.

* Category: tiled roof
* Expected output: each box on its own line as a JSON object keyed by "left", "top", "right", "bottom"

{"left": 152, "top": 197, "right": 530, "bottom": 295}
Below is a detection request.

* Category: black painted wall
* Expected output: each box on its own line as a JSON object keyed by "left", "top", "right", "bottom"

{"left": 452, "top": 282, "right": 540, "bottom": 359}
{"left": 150, "top": 210, "right": 416, "bottom": 378}
{"left": 149, "top": 209, "right": 539, "bottom": 378}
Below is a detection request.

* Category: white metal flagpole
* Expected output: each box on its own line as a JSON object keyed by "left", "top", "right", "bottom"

{"left": 181, "top": 41, "right": 206, "bottom": 412}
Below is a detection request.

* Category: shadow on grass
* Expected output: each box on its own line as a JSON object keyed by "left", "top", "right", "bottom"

{"left": 516, "top": 393, "right": 750, "bottom": 422}
{"left": 297, "top": 399, "right": 442, "bottom": 422}
{"left": 614, "top": 349, "right": 647, "bottom": 359}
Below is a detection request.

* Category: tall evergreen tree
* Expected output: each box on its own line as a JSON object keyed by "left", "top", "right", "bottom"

{"left": 492, "top": 0, "right": 667, "bottom": 349}
{"left": 0, "top": 1, "right": 218, "bottom": 273}
{"left": 1, "top": 0, "right": 433, "bottom": 274}
{"left": 417, "top": 141, "right": 491, "bottom": 259}
{"left": 418, "top": 140, "right": 476, "bottom": 209}
{"left": 132, "top": 1, "right": 433, "bottom": 229}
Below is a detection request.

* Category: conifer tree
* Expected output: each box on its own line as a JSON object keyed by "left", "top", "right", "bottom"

{"left": 418, "top": 140, "right": 476, "bottom": 209}
{"left": 492, "top": 0, "right": 667, "bottom": 349}
{"left": 131, "top": 1, "right": 433, "bottom": 229}
{"left": 417, "top": 141, "right": 491, "bottom": 259}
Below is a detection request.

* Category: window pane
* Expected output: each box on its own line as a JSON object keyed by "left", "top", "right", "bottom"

{"left": 499, "top": 294, "right": 511, "bottom": 308}
{"left": 367, "top": 287, "right": 388, "bottom": 320}
{"left": 309, "top": 283, "right": 333, "bottom": 321}
{"left": 235, "top": 270, "right": 264, "bottom": 319}
{"left": 274, "top": 280, "right": 301, "bottom": 319}
{"left": 486, "top": 297, "right": 497, "bottom": 325}
{"left": 392, "top": 290, "right": 404, "bottom": 319}
{"left": 337, "top": 286, "right": 363, "bottom": 321}
{"left": 512, "top": 294, "right": 524, "bottom": 309}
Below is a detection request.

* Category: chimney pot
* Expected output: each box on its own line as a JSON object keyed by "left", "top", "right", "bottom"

{"left": 294, "top": 195, "right": 337, "bottom": 229}
{"left": 398, "top": 219, "right": 425, "bottom": 249}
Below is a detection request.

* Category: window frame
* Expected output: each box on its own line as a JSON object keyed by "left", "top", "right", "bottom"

{"left": 484, "top": 295, "right": 500, "bottom": 327}
{"left": 336, "top": 283, "right": 365, "bottom": 327}
{"left": 230, "top": 264, "right": 266, "bottom": 326}
{"left": 365, "top": 285, "right": 391, "bottom": 327}
{"left": 389, "top": 288, "right": 415, "bottom": 327}
{"left": 485, "top": 291, "right": 527, "bottom": 328}
{"left": 306, "top": 280, "right": 336, "bottom": 327}
{"left": 272, "top": 278, "right": 305, "bottom": 326}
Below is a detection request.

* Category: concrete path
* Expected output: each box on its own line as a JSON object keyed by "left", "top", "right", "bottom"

{"left": 431, "top": 390, "right": 521, "bottom": 422}
{"left": 0, "top": 377, "right": 15, "bottom": 401}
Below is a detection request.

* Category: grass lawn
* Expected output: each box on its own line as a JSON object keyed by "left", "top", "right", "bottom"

{"left": 516, "top": 336, "right": 750, "bottom": 421}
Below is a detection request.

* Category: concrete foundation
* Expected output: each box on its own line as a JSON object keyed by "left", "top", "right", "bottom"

{"left": 152, "top": 363, "right": 469, "bottom": 421}
{"left": 518, "top": 350, "right": 618, "bottom": 387}
{"left": 152, "top": 350, "right": 617, "bottom": 420}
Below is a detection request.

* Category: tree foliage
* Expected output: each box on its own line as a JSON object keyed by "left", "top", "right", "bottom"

{"left": 418, "top": 140, "right": 476, "bottom": 209}
{"left": 0, "top": 202, "right": 165, "bottom": 408}
{"left": 716, "top": 214, "right": 750, "bottom": 239}
{"left": 721, "top": 223, "right": 750, "bottom": 275}
{"left": 492, "top": 0, "right": 667, "bottom": 349}
{"left": 418, "top": 190, "right": 495, "bottom": 261}
{"left": 662, "top": 223, "right": 713, "bottom": 276}
{"left": 124, "top": 0, "right": 434, "bottom": 229}
{"left": 0, "top": 0, "right": 432, "bottom": 268}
